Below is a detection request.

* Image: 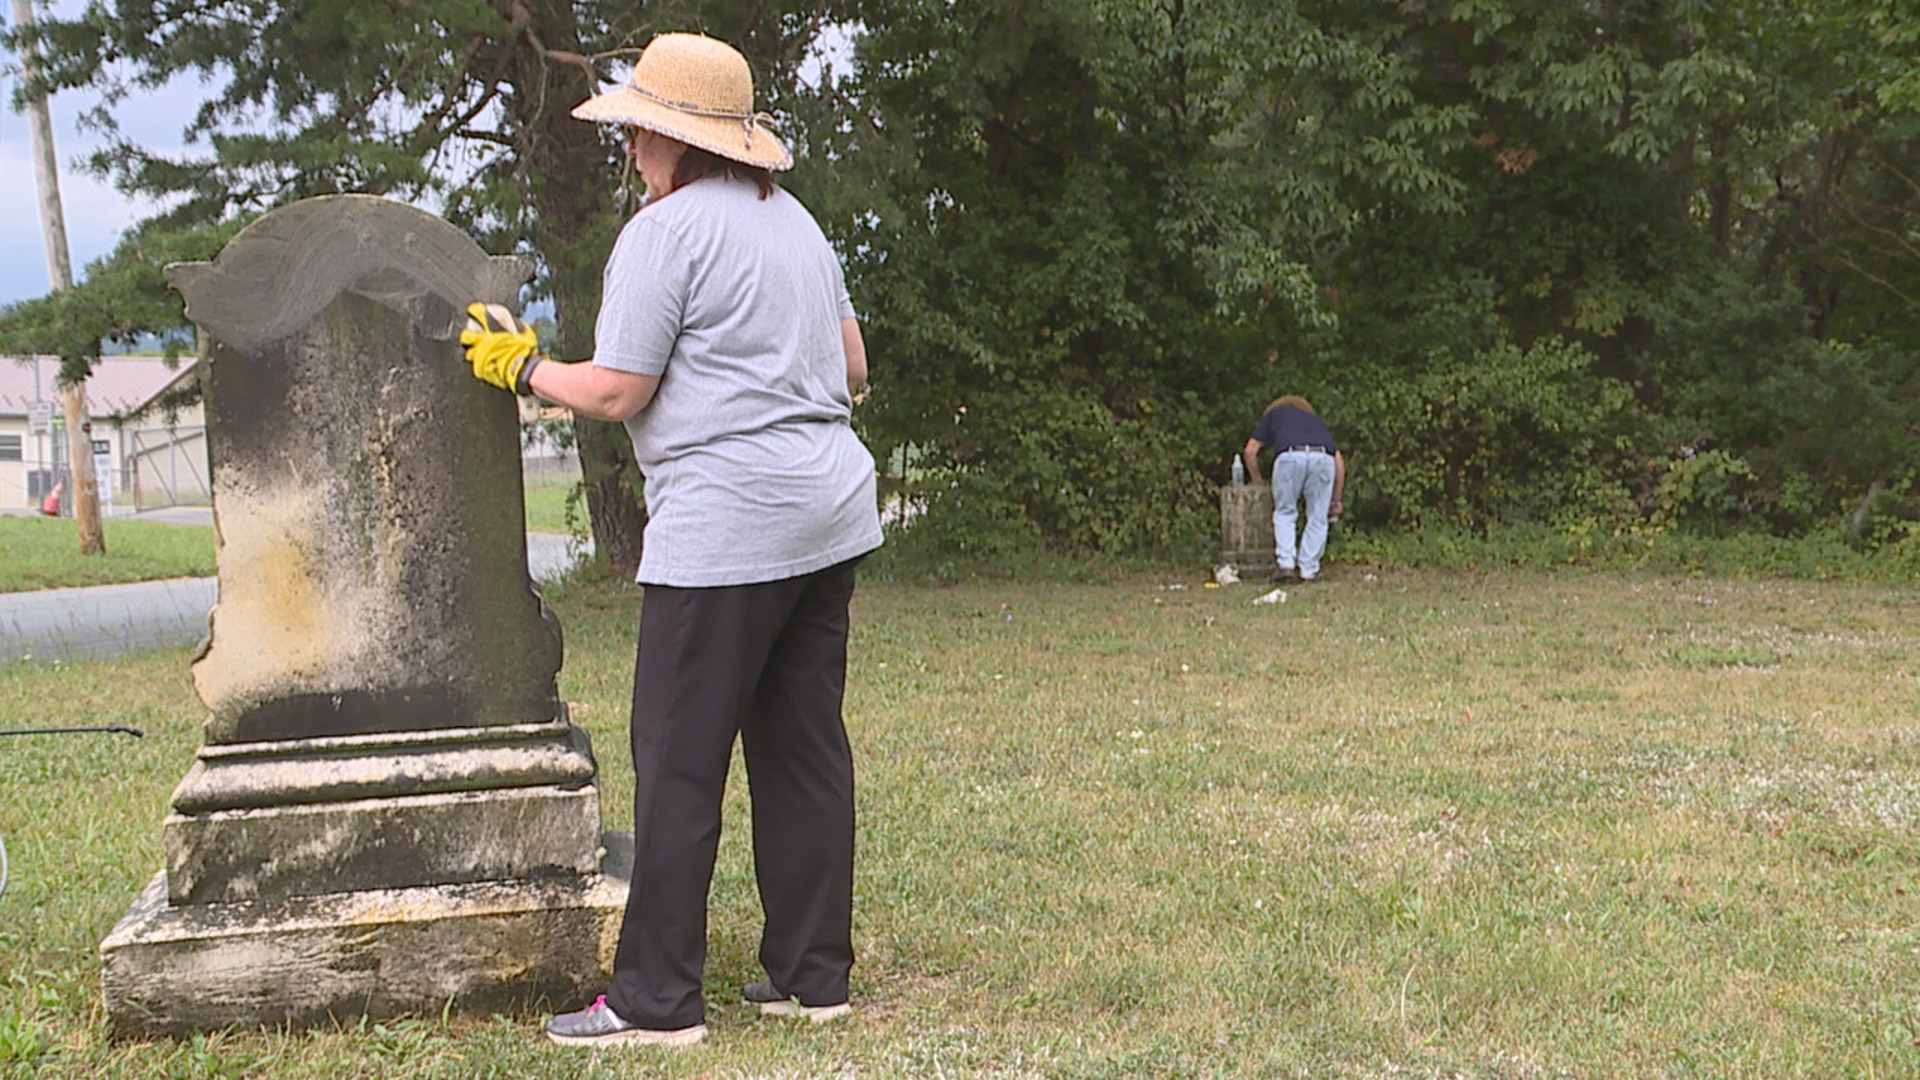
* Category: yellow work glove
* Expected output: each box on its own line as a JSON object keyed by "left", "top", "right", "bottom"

{"left": 460, "top": 302, "right": 544, "bottom": 395}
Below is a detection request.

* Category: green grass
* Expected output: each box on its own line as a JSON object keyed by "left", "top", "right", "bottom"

{"left": 0, "top": 517, "right": 215, "bottom": 592}
{"left": 0, "top": 478, "right": 583, "bottom": 593}
{"left": 4, "top": 568, "right": 1919, "bottom": 1077}
{"left": 522, "top": 472, "right": 586, "bottom": 537}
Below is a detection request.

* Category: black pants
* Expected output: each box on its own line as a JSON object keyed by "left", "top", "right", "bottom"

{"left": 605, "top": 556, "right": 861, "bottom": 1029}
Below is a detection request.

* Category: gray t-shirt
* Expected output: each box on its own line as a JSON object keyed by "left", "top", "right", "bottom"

{"left": 592, "top": 175, "right": 883, "bottom": 587}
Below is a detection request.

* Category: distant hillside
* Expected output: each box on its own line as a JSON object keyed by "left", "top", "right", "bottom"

{"left": 102, "top": 330, "right": 193, "bottom": 357}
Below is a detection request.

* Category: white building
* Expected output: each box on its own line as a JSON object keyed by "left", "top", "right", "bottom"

{"left": 0, "top": 355, "right": 208, "bottom": 511}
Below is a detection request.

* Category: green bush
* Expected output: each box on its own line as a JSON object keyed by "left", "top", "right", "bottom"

{"left": 1339, "top": 520, "right": 1914, "bottom": 581}
{"left": 1341, "top": 336, "right": 1643, "bottom": 530}
{"left": 892, "top": 384, "right": 1219, "bottom": 563}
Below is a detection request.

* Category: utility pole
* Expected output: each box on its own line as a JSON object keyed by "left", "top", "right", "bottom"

{"left": 12, "top": 0, "right": 104, "bottom": 554}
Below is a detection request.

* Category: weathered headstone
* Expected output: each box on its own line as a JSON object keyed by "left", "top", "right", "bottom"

{"left": 100, "top": 195, "right": 626, "bottom": 1037}
{"left": 1220, "top": 482, "right": 1277, "bottom": 577}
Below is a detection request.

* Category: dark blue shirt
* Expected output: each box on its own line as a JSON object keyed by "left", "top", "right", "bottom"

{"left": 1250, "top": 405, "right": 1337, "bottom": 455}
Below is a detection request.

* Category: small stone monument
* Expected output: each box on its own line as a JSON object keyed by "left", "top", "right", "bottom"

{"left": 1220, "top": 482, "right": 1277, "bottom": 577}
{"left": 101, "top": 195, "right": 626, "bottom": 1037}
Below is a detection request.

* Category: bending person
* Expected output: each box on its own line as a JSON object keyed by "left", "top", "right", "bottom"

{"left": 1241, "top": 395, "right": 1345, "bottom": 582}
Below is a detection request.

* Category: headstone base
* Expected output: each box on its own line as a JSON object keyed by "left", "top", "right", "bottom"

{"left": 1219, "top": 483, "right": 1277, "bottom": 577}
{"left": 164, "top": 784, "right": 603, "bottom": 906}
{"left": 100, "top": 834, "right": 632, "bottom": 1039}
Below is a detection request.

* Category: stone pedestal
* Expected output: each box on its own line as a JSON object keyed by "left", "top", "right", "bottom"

{"left": 103, "top": 835, "right": 631, "bottom": 1038}
{"left": 1220, "top": 482, "right": 1276, "bottom": 576}
{"left": 101, "top": 196, "right": 626, "bottom": 1038}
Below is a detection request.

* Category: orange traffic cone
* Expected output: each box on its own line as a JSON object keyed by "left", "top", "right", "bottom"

{"left": 40, "top": 478, "right": 63, "bottom": 517}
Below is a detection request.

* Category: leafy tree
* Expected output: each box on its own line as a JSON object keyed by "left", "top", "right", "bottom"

{"left": 8, "top": 0, "right": 1916, "bottom": 561}
{"left": 1238, "top": 0, "right": 1918, "bottom": 538}
{"left": 806, "top": 0, "right": 1450, "bottom": 558}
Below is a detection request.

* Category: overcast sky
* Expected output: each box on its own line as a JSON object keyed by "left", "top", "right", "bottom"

{"left": 3, "top": 0, "right": 186, "bottom": 308}
{"left": 0, "top": 91, "right": 178, "bottom": 308}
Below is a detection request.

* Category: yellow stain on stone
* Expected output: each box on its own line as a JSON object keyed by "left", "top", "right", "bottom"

{"left": 192, "top": 481, "right": 408, "bottom": 719}
{"left": 479, "top": 954, "right": 536, "bottom": 982}
{"left": 345, "top": 897, "right": 441, "bottom": 926}
{"left": 596, "top": 901, "right": 622, "bottom": 971}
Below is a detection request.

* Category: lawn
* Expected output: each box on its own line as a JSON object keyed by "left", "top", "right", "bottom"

{"left": 522, "top": 469, "right": 586, "bottom": 537}
{"left": 2, "top": 569, "right": 1917, "bottom": 1078}
{"left": 0, "top": 517, "right": 215, "bottom": 592}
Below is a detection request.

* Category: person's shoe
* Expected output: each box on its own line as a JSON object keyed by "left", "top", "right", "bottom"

{"left": 1270, "top": 566, "right": 1299, "bottom": 583}
{"left": 743, "top": 980, "right": 852, "bottom": 1023}
{"left": 544, "top": 995, "right": 706, "bottom": 1047}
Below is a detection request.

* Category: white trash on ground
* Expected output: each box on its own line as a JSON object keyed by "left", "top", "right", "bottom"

{"left": 1252, "top": 587, "right": 1287, "bottom": 605}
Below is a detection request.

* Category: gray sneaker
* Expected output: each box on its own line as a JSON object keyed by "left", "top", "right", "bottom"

{"left": 743, "top": 980, "right": 852, "bottom": 1023}
{"left": 544, "top": 995, "right": 706, "bottom": 1047}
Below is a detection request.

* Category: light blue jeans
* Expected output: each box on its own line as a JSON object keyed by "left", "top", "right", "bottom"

{"left": 1271, "top": 450, "right": 1336, "bottom": 578}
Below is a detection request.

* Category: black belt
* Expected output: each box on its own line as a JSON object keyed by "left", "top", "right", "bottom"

{"left": 1281, "top": 445, "right": 1331, "bottom": 454}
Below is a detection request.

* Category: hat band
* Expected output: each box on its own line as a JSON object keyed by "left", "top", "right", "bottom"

{"left": 630, "top": 82, "right": 781, "bottom": 150}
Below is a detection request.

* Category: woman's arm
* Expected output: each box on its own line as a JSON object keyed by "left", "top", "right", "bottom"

{"left": 526, "top": 360, "right": 660, "bottom": 423}
{"left": 1241, "top": 438, "right": 1265, "bottom": 485}
{"left": 842, "top": 317, "right": 868, "bottom": 396}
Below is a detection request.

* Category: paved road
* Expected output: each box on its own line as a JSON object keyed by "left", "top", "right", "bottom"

{"left": 0, "top": 509, "right": 593, "bottom": 662}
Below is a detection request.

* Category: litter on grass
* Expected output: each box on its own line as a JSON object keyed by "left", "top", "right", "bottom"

{"left": 1252, "top": 588, "right": 1287, "bottom": 605}
{"left": 1212, "top": 564, "right": 1241, "bottom": 586}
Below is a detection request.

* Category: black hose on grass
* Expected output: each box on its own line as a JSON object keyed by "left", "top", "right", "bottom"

{"left": 0, "top": 725, "right": 144, "bottom": 738}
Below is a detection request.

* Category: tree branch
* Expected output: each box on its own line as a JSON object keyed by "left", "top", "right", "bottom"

{"left": 503, "top": 0, "right": 597, "bottom": 83}
{"left": 1828, "top": 248, "right": 1920, "bottom": 313}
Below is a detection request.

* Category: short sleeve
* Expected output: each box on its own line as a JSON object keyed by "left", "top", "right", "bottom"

{"left": 835, "top": 260, "right": 856, "bottom": 321}
{"left": 592, "top": 214, "right": 693, "bottom": 377}
{"left": 1249, "top": 410, "right": 1275, "bottom": 446}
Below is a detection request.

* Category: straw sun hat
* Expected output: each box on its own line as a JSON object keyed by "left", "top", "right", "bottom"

{"left": 571, "top": 33, "right": 793, "bottom": 171}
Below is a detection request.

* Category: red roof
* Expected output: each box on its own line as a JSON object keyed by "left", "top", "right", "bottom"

{"left": 0, "top": 355, "right": 197, "bottom": 419}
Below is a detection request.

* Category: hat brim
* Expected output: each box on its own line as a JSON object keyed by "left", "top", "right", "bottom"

{"left": 572, "top": 87, "right": 793, "bottom": 172}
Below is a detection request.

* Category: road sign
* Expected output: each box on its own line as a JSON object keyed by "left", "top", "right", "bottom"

{"left": 26, "top": 401, "right": 52, "bottom": 434}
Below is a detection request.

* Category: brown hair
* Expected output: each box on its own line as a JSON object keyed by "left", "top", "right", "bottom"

{"left": 1264, "top": 394, "right": 1314, "bottom": 415}
{"left": 672, "top": 145, "right": 776, "bottom": 199}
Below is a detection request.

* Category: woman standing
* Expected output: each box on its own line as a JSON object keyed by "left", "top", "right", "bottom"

{"left": 461, "top": 32, "right": 882, "bottom": 1048}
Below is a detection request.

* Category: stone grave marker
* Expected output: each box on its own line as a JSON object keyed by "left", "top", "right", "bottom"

{"left": 100, "top": 195, "right": 626, "bottom": 1037}
{"left": 1220, "top": 481, "right": 1277, "bottom": 577}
